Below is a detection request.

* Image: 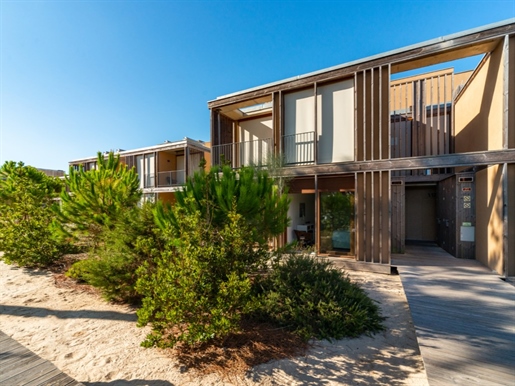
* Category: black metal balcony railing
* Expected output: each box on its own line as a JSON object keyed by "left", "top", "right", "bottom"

{"left": 157, "top": 170, "right": 186, "bottom": 187}
{"left": 283, "top": 131, "right": 315, "bottom": 165}
{"left": 212, "top": 138, "right": 272, "bottom": 167}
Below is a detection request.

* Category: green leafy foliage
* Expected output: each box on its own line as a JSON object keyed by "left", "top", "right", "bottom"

{"left": 66, "top": 203, "right": 162, "bottom": 303}
{"left": 157, "top": 164, "right": 290, "bottom": 245}
{"left": 54, "top": 152, "right": 141, "bottom": 248}
{"left": 0, "top": 161, "right": 70, "bottom": 267}
{"left": 136, "top": 165, "right": 290, "bottom": 348}
{"left": 252, "top": 254, "right": 384, "bottom": 341}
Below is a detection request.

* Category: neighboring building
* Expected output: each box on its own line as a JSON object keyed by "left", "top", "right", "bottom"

{"left": 207, "top": 19, "right": 515, "bottom": 276}
{"left": 69, "top": 138, "right": 211, "bottom": 203}
{"left": 38, "top": 168, "right": 66, "bottom": 177}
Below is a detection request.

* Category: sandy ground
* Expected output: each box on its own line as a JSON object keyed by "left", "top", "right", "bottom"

{"left": 0, "top": 260, "right": 428, "bottom": 386}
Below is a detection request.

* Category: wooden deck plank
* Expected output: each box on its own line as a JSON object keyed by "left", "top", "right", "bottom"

{"left": 22, "top": 367, "right": 65, "bottom": 386}
{"left": 0, "top": 360, "right": 55, "bottom": 385}
{"left": 0, "top": 330, "right": 84, "bottom": 386}
{"left": 393, "top": 245, "right": 515, "bottom": 386}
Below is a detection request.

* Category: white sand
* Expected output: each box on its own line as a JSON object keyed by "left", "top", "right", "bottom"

{"left": 0, "top": 261, "right": 428, "bottom": 385}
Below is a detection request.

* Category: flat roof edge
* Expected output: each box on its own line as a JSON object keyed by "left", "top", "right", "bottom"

{"left": 69, "top": 137, "right": 210, "bottom": 164}
{"left": 209, "top": 18, "right": 515, "bottom": 103}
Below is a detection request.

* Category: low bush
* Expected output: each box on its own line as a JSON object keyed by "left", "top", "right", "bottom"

{"left": 252, "top": 254, "right": 384, "bottom": 341}
{"left": 136, "top": 203, "right": 262, "bottom": 348}
{"left": 66, "top": 203, "right": 163, "bottom": 303}
{"left": 0, "top": 161, "right": 71, "bottom": 268}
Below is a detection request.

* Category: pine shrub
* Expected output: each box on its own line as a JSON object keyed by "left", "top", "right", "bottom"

{"left": 0, "top": 161, "right": 70, "bottom": 268}
{"left": 252, "top": 254, "right": 384, "bottom": 341}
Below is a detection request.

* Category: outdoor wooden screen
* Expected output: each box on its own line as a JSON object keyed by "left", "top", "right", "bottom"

{"left": 355, "top": 66, "right": 391, "bottom": 265}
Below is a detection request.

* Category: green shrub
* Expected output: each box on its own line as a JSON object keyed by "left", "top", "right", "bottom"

{"left": 136, "top": 165, "right": 290, "bottom": 349}
{"left": 54, "top": 151, "right": 141, "bottom": 249}
{"left": 65, "top": 203, "right": 162, "bottom": 303}
{"left": 0, "top": 161, "right": 71, "bottom": 268}
{"left": 136, "top": 203, "right": 262, "bottom": 348}
{"left": 252, "top": 254, "right": 384, "bottom": 341}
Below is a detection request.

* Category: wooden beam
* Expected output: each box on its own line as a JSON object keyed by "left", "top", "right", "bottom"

{"left": 282, "top": 149, "right": 515, "bottom": 177}
{"left": 208, "top": 24, "right": 514, "bottom": 110}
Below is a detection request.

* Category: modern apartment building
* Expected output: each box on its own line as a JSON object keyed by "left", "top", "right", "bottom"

{"left": 69, "top": 137, "right": 210, "bottom": 203}
{"left": 207, "top": 20, "right": 515, "bottom": 276}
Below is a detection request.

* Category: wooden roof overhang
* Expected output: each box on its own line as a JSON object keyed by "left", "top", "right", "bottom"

{"left": 281, "top": 149, "right": 515, "bottom": 178}
{"left": 208, "top": 20, "right": 515, "bottom": 111}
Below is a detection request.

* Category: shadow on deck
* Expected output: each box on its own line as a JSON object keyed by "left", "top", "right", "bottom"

{"left": 393, "top": 245, "right": 515, "bottom": 386}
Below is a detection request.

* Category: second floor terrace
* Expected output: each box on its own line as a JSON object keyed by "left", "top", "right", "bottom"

{"left": 69, "top": 137, "right": 211, "bottom": 191}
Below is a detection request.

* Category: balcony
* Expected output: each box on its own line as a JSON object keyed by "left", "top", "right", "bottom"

{"left": 143, "top": 173, "right": 155, "bottom": 188}
{"left": 157, "top": 170, "right": 186, "bottom": 187}
{"left": 212, "top": 138, "right": 272, "bottom": 168}
{"left": 283, "top": 131, "right": 315, "bottom": 165}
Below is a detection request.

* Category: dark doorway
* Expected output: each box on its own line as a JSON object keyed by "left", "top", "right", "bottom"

{"left": 406, "top": 185, "right": 437, "bottom": 243}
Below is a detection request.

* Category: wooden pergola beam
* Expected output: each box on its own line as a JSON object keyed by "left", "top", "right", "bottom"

{"left": 282, "top": 149, "right": 515, "bottom": 177}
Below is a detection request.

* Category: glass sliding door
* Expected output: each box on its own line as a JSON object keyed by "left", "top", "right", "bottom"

{"left": 319, "top": 191, "right": 355, "bottom": 255}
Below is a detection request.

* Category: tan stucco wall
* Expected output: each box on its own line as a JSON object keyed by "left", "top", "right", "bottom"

{"left": 157, "top": 192, "right": 176, "bottom": 205}
{"left": 454, "top": 42, "right": 505, "bottom": 153}
{"left": 475, "top": 166, "right": 504, "bottom": 275}
{"left": 157, "top": 151, "right": 176, "bottom": 173}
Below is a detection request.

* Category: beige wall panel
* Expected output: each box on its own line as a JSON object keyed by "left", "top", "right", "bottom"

{"left": 284, "top": 89, "right": 315, "bottom": 136}
{"left": 455, "top": 42, "right": 505, "bottom": 153}
{"left": 157, "top": 151, "right": 175, "bottom": 172}
{"left": 475, "top": 166, "right": 504, "bottom": 274}
{"left": 316, "top": 79, "right": 355, "bottom": 163}
{"left": 238, "top": 117, "right": 273, "bottom": 165}
{"left": 239, "top": 116, "right": 273, "bottom": 141}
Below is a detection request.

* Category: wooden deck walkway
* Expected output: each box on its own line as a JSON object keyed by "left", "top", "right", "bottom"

{"left": 0, "top": 330, "right": 83, "bottom": 386}
{"left": 393, "top": 245, "right": 515, "bottom": 386}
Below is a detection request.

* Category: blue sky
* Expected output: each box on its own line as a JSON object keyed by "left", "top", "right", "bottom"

{"left": 1, "top": 0, "right": 514, "bottom": 170}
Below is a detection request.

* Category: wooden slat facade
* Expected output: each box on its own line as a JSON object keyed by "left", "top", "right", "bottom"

{"left": 208, "top": 20, "right": 515, "bottom": 273}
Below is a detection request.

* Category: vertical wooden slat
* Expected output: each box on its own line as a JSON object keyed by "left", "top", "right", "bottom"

{"left": 379, "top": 66, "right": 382, "bottom": 160}
{"left": 315, "top": 174, "right": 320, "bottom": 253}
{"left": 443, "top": 73, "right": 448, "bottom": 155}
{"left": 436, "top": 75, "right": 444, "bottom": 155}
{"left": 383, "top": 170, "right": 391, "bottom": 263}
{"left": 371, "top": 171, "right": 375, "bottom": 263}
{"left": 356, "top": 72, "right": 364, "bottom": 162}
{"left": 356, "top": 172, "right": 364, "bottom": 261}
{"left": 363, "top": 70, "right": 368, "bottom": 161}
{"left": 365, "top": 172, "right": 372, "bottom": 262}
{"left": 314, "top": 83, "right": 318, "bottom": 165}
{"left": 371, "top": 68, "right": 375, "bottom": 161}
{"left": 383, "top": 66, "right": 390, "bottom": 161}
{"left": 355, "top": 73, "right": 358, "bottom": 162}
